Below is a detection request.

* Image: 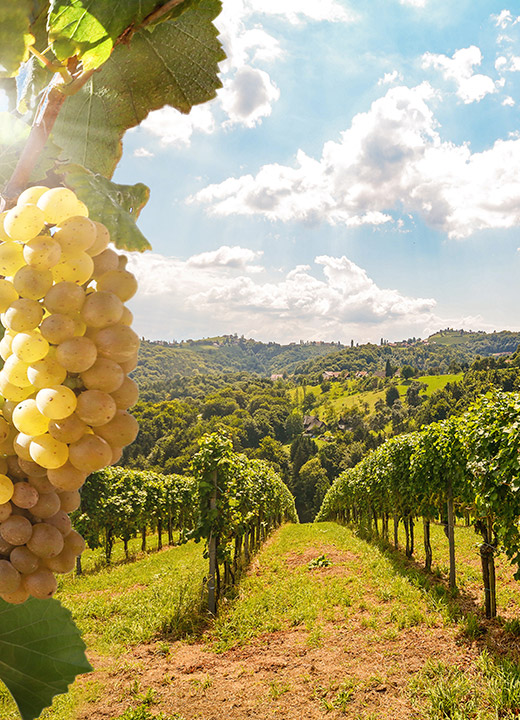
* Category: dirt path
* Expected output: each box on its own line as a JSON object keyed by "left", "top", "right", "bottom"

{"left": 80, "top": 623, "right": 477, "bottom": 719}
{"left": 75, "top": 534, "right": 486, "bottom": 720}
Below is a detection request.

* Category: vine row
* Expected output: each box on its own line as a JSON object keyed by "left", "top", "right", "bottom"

{"left": 317, "top": 391, "right": 520, "bottom": 617}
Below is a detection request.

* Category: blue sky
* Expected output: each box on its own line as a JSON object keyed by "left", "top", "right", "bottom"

{"left": 114, "top": 1, "right": 520, "bottom": 344}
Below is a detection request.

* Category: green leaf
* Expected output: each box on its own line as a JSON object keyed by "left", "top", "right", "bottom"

{"left": 0, "top": 0, "right": 35, "bottom": 78}
{"left": 0, "top": 597, "right": 92, "bottom": 720}
{"left": 52, "top": 0, "right": 224, "bottom": 177}
{"left": 0, "top": 112, "right": 60, "bottom": 193}
{"left": 48, "top": 0, "right": 197, "bottom": 72}
{"left": 60, "top": 163, "right": 151, "bottom": 251}
{"left": 15, "top": 3, "right": 51, "bottom": 116}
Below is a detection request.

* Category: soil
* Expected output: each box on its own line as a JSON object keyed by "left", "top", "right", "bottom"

{"left": 74, "top": 542, "right": 493, "bottom": 720}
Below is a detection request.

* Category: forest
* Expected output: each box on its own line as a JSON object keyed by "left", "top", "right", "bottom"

{"left": 122, "top": 332, "right": 520, "bottom": 523}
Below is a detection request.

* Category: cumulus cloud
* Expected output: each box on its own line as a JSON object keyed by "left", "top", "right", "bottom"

{"left": 138, "top": 105, "right": 215, "bottom": 147}
{"left": 422, "top": 46, "right": 497, "bottom": 103}
{"left": 219, "top": 66, "right": 280, "bottom": 127}
{"left": 378, "top": 70, "right": 403, "bottom": 85}
{"left": 190, "top": 82, "right": 520, "bottom": 239}
{"left": 187, "top": 245, "right": 263, "bottom": 269}
{"left": 495, "top": 54, "right": 520, "bottom": 72}
{"left": 125, "top": 248, "right": 437, "bottom": 343}
{"left": 399, "top": 0, "right": 427, "bottom": 7}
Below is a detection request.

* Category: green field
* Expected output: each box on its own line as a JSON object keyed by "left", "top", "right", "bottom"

{"left": 5, "top": 521, "right": 520, "bottom": 719}
{"left": 292, "top": 374, "right": 463, "bottom": 421}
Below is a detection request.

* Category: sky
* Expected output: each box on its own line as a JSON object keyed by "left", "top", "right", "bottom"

{"left": 90, "top": 3, "right": 520, "bottom": 343}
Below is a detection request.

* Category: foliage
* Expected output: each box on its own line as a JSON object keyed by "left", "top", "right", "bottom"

{"left": 317, "top": 390, "right": 520, "bottom": 614}
{"left": 74, "top": 467, "right": 197, "bottom": 562}
{"left": 191, "top": 433, "right": 297, "bottom": 604}
{"left": 0, "top": 598, "right": 92, "bottom": 720}
{"left": 0, "top": 0, "right": 224, "bottom": 251}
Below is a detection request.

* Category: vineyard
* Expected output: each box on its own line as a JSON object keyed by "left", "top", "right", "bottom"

{"left": 75, "top": 435, "right": 297, "bottom": 609}
{"left": 3, "top": 2, "right": 520, "bottom": 720}
{"left": 318, "top": 390, "right": 520, "bottom": 619}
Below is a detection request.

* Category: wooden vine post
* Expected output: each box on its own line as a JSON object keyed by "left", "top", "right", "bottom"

{"left": 446, "top": 480, "right": 456, "bottom": 590}
{"left": 207, "top": 469, "right": 218, "bottom": 616}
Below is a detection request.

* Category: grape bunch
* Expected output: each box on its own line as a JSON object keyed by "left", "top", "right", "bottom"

{"left": 0, "top": 186, "right": 140, "bottom": 603}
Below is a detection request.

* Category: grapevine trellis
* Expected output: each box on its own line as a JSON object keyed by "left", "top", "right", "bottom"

{"left": 192, "top": 433, "right": 298, "bottom": 614}
{"left": 317, "top": 391, "right": 520, "bottom": 619}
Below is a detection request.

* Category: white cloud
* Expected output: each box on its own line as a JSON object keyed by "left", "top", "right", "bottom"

{"left": 378, "top": 70, "right": 403, "bottom": 85}
{"left": 138, "top": 105, "right": 215, "bottom": 147}
{"left": 219, "top": 66, "right": 280, "bottom": 128}
{"left": 422, "top": 46, "right": 497, "bottom": 103}
{"left": 125, "top": 249, "right": 437, "bottom": 343}
{"left": 190, "top": 82, "right": 520, "bottom": 239}
{"left": 134, "top": 147, "right": 154, "bottom": 158}
{"left": 492, "top": 10, "right": 520, "bottom": 28}
{"left": 503, "top": 95, "right": 515, "bottom": 106}
{"left": 187, "top": 245, "right": 263, "bottom": 269}
{"left": 400, "top": 0, "right": 427, "bottom": 7}
{"left": 495, "top": 54, "right": 520, "bottom": 72}
{"left": 243, "top": 0, "right": 356, "bottom": 24}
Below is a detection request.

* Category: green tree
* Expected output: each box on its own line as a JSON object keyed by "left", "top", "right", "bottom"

{"left": 385, "top": 385, "right": 399, "bottom": 408}
{"left": 401, "top": 364, "right": 416, "bottom": 380}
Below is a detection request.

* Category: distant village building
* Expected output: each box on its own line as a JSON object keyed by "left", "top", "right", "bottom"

{"left": 322, "top": 371, "right": 343, "bottom": 380}
{"left": 270, "top": 374, "right": 284, "bottom": 381}
{"left": 303, "top": 415, "right": 328, "bottom": 436}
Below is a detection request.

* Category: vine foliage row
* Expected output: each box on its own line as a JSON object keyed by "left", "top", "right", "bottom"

{"left": 73, "top": 467, "right": 197, "bottom": 565}
{"left": 192, "top": 433, "right": 298, "bottom": 613}
{"left": 317, "top": 391, "right": 520, "bottom": 618}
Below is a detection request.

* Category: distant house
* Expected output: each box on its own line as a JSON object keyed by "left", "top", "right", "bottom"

{"left": 322, "top": 371, "right": 343, "bottom": 380}
{"left": 270, "top": 373, "right": 284, "bottom": 381}
{"left": 303, "top": 415, "right": 328, "bottom": 436}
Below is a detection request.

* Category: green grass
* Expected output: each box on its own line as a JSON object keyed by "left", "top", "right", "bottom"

{"left": 5, "top": 519, "right": 520, "bottom": 719}
{"left": 292, "top": 373, "right": 464, "bottom": 422}
{"left": 60, "top": 537, "right": 207, "bottom": 654}
{"left": 396, "top": 373, "right": 463, "bottom": 396}
{"left": 410, "top": 652, "right": 520, "bottom": 719}
{"left": 211, "top": 522, "right": 445, "bottom": 650}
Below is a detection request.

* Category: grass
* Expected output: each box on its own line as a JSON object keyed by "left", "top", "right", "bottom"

{"left": 4, "top": 519, "right": 520, "bottom": 719}
{"left": 59, "top": 535, "right": 208, "bottom": 654}
{"left": 0, "top": 533, "right": 208, "bottom": 720}
{"left": 410, "top": 652, "right": 520, "bottom": 719}
{"left": 210, "top": 523, "right": 446, "bottom": 650}
{"left": 292, "top": 373, "right": 464, "bottom": 422}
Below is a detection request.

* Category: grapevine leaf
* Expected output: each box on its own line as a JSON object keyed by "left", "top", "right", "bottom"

{"left": 0, "top": 0, "right": 35, "bottom": 78}
{"left": 0, "top": 112, "right": 60, "bottom": 193}
{"left": 0, "top": 597, "right": 92, "bottom": 720}
{"left": 52, "top": 0, "right": 224, "bottom": 177}
{"left": 60, "top": 163, "right": 151, "bottom": 251}
{"left": 48, "top": 0, "right": 197, "bottom": 72}
{"left": 16, "top": 3, "right": 52, "bottom": 116}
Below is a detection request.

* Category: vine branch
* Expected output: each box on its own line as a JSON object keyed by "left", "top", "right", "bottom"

{"left": 1, "top": 78, "right": 66, "bottom": 210}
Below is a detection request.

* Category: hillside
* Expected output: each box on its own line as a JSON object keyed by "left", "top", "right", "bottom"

{"left": 132, "top": 336, "right": 343, "bottom": 386}
{"left": 291, "top": 330, "right": 520, "bottom": 379}
{"left": 132, "top": 331, "right": 520, "bottom": 389}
